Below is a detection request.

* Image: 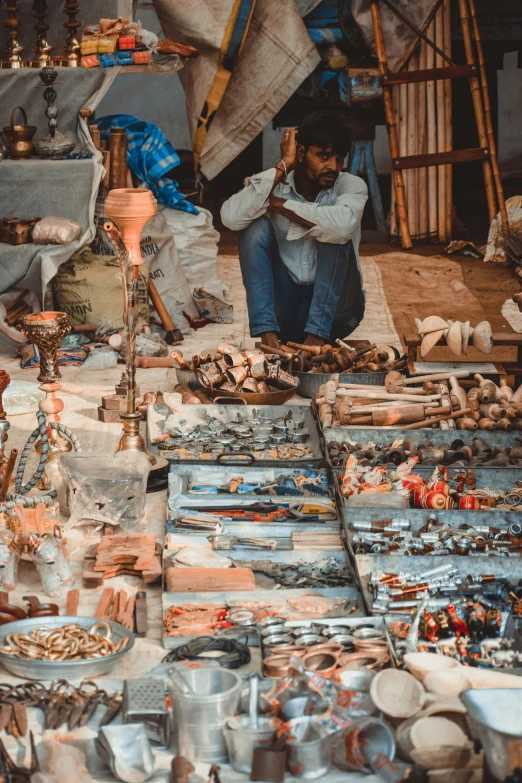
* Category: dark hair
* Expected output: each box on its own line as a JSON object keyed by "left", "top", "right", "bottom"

{"left": 297, "top": 111, "right": 352, "bottom": 157}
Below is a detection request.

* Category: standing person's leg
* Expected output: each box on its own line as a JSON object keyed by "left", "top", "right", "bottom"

{"left": 305, "top": 241, "right": 365, "bottom": 342}
{"left": 238, "top": 216, "right": 309, "bottom": 344}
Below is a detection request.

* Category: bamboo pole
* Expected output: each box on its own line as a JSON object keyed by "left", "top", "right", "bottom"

{"left": 418, "top": 38, "right": 428, "bottom": 239}
{"left": 457, "top": 0, "right": 497, "bottom": 223}
{"left": 443, "top": 0, "right": 453, "bottom": 240}
{"left": 426, "top": 17, "right": 438, "bottom": 241}
{"left": 370, "top": 0, "right": 412, "bottom": 248}
{"left": 435, "top": 3, "right": 447, "bottom": 243}
{"left": 467, "top": 0, "right": 508, "bottom": 233}
{"left": 406, "top": 53, "right": 417, "bottom": 239}
{"left": 390, "top": 86, "right": 399, "bottom": 238}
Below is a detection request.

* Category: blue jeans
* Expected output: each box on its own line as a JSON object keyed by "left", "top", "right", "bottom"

{"left": 238, "top": 216, "right": 365, "bottom": 343}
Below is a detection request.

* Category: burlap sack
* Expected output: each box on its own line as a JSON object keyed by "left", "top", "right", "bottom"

{"left": 52, "top": 246, "right": 149, "bottom": 329}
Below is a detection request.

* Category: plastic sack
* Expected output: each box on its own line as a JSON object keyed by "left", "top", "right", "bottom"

{"left": 32, "top": 217, "right": 81, "bottom": 245}
{"left": 82, "top": 347, "right": 118, "bottom": 370}
{"left": 135, "top": 332, "right": 169, "bottom": 357}
{"left": 485, "top": 195, "right": 522, "bottom": 263}
{"left": 173, "top": 548, "right": 232, "bottom": 568}
{"left": 59, "top": 452, "right": 150, "bottom": 531}
{"left": 162, "top": 205, "right": 233, "bottom": 321}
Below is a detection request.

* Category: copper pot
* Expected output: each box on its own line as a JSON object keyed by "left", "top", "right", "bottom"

{"left": 3, "top": 107, "right": 36, "bottom": 159}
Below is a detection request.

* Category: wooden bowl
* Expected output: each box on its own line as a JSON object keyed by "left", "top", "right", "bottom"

{"left": 370, "top": 669, "right": 425, "bottom": 719}
{"left": 403, "top": 652, "right": 461, "bottom": 683}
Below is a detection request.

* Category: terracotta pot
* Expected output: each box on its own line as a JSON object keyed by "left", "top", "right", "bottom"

{"left": 104, "top": 188, "right": 157, "bottom": 265}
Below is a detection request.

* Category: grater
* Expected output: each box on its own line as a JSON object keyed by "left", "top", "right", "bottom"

{"left": 122, "top": 679, "right": 170, "bottom": 748}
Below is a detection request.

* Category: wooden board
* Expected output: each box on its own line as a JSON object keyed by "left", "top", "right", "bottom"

{"left": 165, "top": 566, "right": 256, "bottom": 593}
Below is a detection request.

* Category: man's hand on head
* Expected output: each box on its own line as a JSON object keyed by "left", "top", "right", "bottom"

{"left": 280, "top": 128, "right": 297, "bottom": 172}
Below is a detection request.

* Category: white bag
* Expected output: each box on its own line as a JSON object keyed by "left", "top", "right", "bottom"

{"left": 141, "top": 211, "right": 198, "bottom": 334}
{"left": 162, "top": 205, "right": 233, "bottom": 321}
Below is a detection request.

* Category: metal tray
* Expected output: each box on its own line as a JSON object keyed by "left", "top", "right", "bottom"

{"left": 163, "top": 544, "right": 346, "bottom": 566}
{"left": 148, "top": 404, "right": 323, "bottom": 466}
{"left": 166, "top": 515, "right": 340, "bottom": 538}
{"left": 162, "top": 587, "right": 361, "bottom": 648}
{"left": 356, "top": 554, "right": 522, "bottom": 615}
{"left": 323, "top": 426, "right": 521, "bottom": 469}
{"left": 341, "top": 506, "right": 522, "bottom": 593}
{"left": 337, "top": 466, "right": 522, "bottom": 512}
{"left": 167, "top": 462, "right": 337, "bottom": 501}
{"left": 0, "top": 616, "right": 135, "bottom": 680}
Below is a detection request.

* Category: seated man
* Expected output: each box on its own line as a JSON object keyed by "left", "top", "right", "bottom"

{"left": 220, "top": 110, "right": 367, "bottom": 349}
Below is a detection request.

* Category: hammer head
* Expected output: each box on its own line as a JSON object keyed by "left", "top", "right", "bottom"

{"left": 165, "top": 329, "right": 184, "bottom": 345}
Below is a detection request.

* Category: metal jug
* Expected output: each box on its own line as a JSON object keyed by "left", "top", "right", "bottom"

{"left": 3, "top": 107, "right": 36, "bottom": 159}
{"left": 460, "top": 688, "right": 522, "bottom": 781}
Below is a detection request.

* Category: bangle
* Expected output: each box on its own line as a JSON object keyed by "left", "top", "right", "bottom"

{"left": 275, "top": 159, "right": 288, "bottom": 182}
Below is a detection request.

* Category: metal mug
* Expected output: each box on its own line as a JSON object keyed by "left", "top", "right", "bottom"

{"left": 3, "top": 107, "right": 36, "bottom": 160}
{"left": 226, "top": 366, "right": 248, "bottom": 385}
{"left": 248, "top": 353, "right": 268, "bottom": 380}
{"left": 286, "top": 717, "right": 333, "bottom": 779}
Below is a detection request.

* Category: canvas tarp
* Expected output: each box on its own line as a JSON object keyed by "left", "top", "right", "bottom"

{"left": 152, "top": 0, "right": 320, "bottom": 181}
{"left": 0, "top": 67, "right": 118, "bottom": 299}
{"left": 351, "top": 0, "right": 440, "bottom": 72}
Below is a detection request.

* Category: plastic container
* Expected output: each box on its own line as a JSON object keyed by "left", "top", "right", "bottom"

{"left": 98, "top": 37, "right": 117, "bottom": 53}
{"left": 118, "top": 36, "right": 136, "bottom": 50}
{"left": 133, "top": 50, "right": 150, "bottom": 65}
{"left": 80, "top": 38, "right": 98, "bottom": 54}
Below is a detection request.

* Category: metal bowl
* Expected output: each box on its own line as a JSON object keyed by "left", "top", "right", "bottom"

{"left": 297, "top": 370, "right": 389, "bottom": 399}
{"left": 205, "top": 385, "right": 299, "bottom": 405}
{"left": 175, "top": 369, "right": 202, "bottom": 390}
{"left": 0, "top": 616, "right": 135, "bottom": 680}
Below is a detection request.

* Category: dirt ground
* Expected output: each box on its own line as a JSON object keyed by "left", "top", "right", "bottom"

{"left": 218, "top": 230, "right": 518, "bottom": 365}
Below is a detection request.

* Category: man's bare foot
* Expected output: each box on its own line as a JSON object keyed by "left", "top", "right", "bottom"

{"left": 303, "top": 334, "right": 326, "bottom": 348}
{"left": 259, "top": 331, "right": 280, "bottom": 349}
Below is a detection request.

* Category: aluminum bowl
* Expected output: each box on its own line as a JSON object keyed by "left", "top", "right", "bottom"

{"left": 0, "top": 616, "right": 135, "bottom": 680}
{"left": 175, "top": 369, "right": 202, "bottom": 390}
{"left": 297, "top": 370, "right": 389, "bottom": 399}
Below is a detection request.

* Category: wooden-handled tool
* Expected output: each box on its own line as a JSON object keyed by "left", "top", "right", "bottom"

{"left": 148, "top": 279, "right": 184, "bottom": 345}
{"left": 402, "top": 408, "right": 472, "bottom": 430}
{"left": 385, "top": 369, "right": 469, "bottom": 393}
{"left": 135, "top": 355, "right": 178, "bottom": 368}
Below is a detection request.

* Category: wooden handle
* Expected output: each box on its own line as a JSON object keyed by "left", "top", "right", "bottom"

{"left": 94, "top": 587, "right": 114, "bottom": 618}
{"left": 405, "top": 370, "right": 469, "bottom": 384}
{"left": 337, "top": 388, "right": 440, "bottom": 403}
{"left": 372, "top": 404, "right": 427, "bottom": 426}
{"left": 66, "top": 588, "right": 79, "bottom": 616}
{"left": 148, "top": 278, "right": 175, "bottom": 332}
{"left": 171, "top": 757, "right": 195, "bottom": 783}
{"left": 71, "top": 323, "right": 98, "bottom": 332}
{"left": 135, "top": 356, "right": 177, "bottom": 368}
{"left": 401, "top": 407, "right": 472, "bottom": 430}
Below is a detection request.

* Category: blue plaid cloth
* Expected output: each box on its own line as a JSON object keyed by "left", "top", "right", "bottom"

{"left": 97, "top": 114, "right": 199, "bottom": 215}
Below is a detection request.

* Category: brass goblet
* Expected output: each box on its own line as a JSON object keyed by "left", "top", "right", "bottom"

{"left": 20, "top": 312, "right": 72, "bottom": 488}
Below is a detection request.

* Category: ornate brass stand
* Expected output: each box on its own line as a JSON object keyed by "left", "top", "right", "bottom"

{"left": 101, "top": 221, "right": 158, "bottom": 467}
{"left": 3, "top": 0, "right": 24, "bottom": 69}
{"left": 20, "top": 312, "right": 72, "bottom": 489}
{"left": 31, "top": 0, "right": 53, "bottom": 67}
{"left": 61, "top": 0, "right": 81, "bottom": 67}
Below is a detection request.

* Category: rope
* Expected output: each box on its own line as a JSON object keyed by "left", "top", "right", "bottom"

{"left": 1, "top": 411, "right": 82, "bottom": 513}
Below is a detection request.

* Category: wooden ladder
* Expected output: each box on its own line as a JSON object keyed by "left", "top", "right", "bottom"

{"left": 370, "top": 0, "right": 508, "bottom": 249}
